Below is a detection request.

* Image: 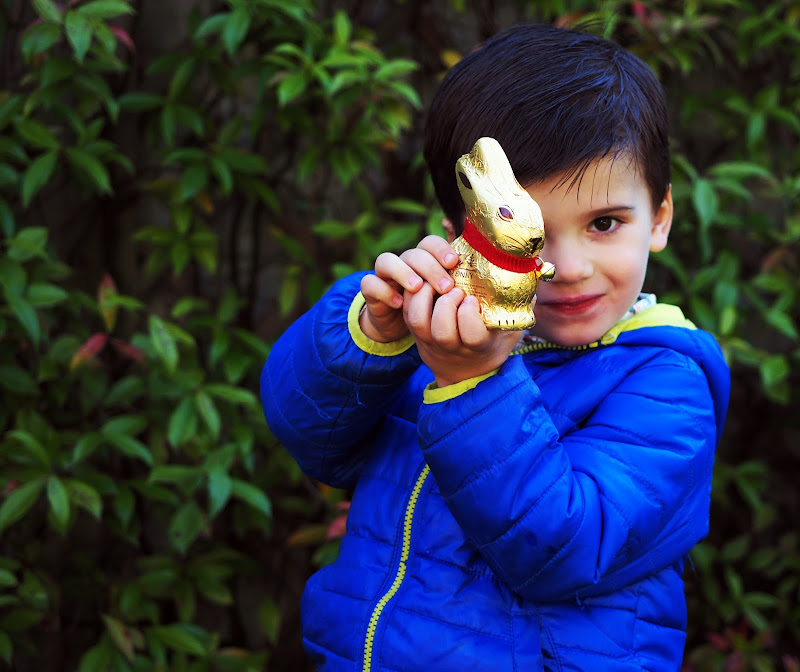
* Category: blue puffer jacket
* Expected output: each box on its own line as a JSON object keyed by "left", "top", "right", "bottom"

{"left": 261, "top": 273, "right": 730, "bottom": 672}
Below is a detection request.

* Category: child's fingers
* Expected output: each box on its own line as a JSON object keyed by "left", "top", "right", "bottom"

{"left": 430, "top": 288, "right": 465, "bottom": 348}
{"left": 403, "top": 282, "right": 435, "bottom": 341}
{"left": 456, "top": 296, "right": 491, "bottom": 348}
{"left": 361, "top": 273, "right": 403, "bottom": 311}
{"left": 399, "top": 248, "right": 455, "bottom": 295}
{"left": 374, "top": 252, "right": 423, "bottom": 294}
{"left": 416, "top": 235, "right": 460, "bottom": 269}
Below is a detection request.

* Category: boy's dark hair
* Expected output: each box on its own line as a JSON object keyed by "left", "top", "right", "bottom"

{"left": 424, "top": 23, "right": 670, "bottom": 233}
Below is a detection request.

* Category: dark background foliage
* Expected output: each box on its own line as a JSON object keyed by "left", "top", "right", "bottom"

{"left": 0, "top": 0, "right": 797, "bottom": 670}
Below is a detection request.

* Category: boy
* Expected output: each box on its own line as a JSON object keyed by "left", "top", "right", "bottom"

{"left": 261, "top": 23, "right": 730, "bottom": 672}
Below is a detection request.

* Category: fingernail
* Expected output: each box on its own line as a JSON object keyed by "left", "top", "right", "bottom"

{"left": 439, "top": 277, "right": 453, "bottom": 292}
{"left": 444, "top": 253, "right": 457, "bottom": 265}
{"left": 392, "top": 295, "right": 403, "bottom": 308}
{"left": 409, "top": 275, "right": 421, "bottom": 288}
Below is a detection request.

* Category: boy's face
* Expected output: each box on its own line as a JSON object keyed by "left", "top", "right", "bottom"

{"left": 525, "top": 155, "right": 673, "bottom": 346}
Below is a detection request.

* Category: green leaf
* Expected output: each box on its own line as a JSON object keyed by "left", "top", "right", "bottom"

{"left": 196, "top": 577, "right": 233, "bottom": 605}
{"left": 215, "top": 149, "right": 268, "bottom": 174}
{"left": 764, "top": 308, "right": 798, "bottom": 339}
{"left": 277, "top": 70, "right": 308, "bottom": 106}
{"left": 46, "top": 476, "right": 71, "bottom": 532}
{"left": 76, "top": 0, "right": 134, "bottom": 19}
{"left": 207, "top": 468, "right": 231, "bottom": 518}
{"left": 105, "top": 433, "right": 153, "bottom": 466}
{"left": 0, "top": 365, "right": 30, "bottom": 399}
{"left": 15, "top": 119, "right": 59, "bottom": 150}
{"left": 332, "top": 10, "right": 351, "bottom": 44}
{"left": 7, "top": 227, "right": 48, "bottom": 261}
{"left": 0, "top": 631, "right": 10, "bottom": 665}
{"left": 209, "top": 157, "right": 233, "bottom": 196}
{"left": 65, "top": 11, "right": 93, "bottom": 62}
{"left": 149, "top": 315, "right": 179, "bottom": 372}
{"left": 65, "top": 479, "right": 102, "bottom": 519}
{"left": 148, "top": 624, "right": 208, "bottom": 656}
{"left": 259, "top": 598, "right": 281, "bottom": 645}
{"left": 203, "top": 383, "right": 257, "bottom": 406}
{"left": 312, "top": 220, "right": 352, "bottom": 238}
{"left": 230, "top": 479, "right": 272, "bottom": 519}
{"left": 71, "top": 432, "right": 103, "bottom": 464}
{"left": 0, "top": 478, "right": 46, "bottom": 534}
{"left": 374, "top": 59, "right": 418, "bottom": 80}
{"left": 759, "top": 354, "right": 789, "bottom": 388}
{"left": 194, "top": 390, "right": 221, "bottom": 440}
{"left": 32, "top": 0, "right": 62, "bottom": 23}
{"left": 21, "top": 22, "right": 62, "bottom": 61}
{"left": 102, "top": 614, "right": 136, "bottom": 662}
{"left": 168, "top": 59, "right": 196, "bottom": 100}
{"left": 0, "top": 199, "right": 15, "bottom": 237}
{"left": 168, "top": 397, "right": 199, "bottom": 448}
{"left": 149, "top": 465, "right": 203, "bottom": 490}
{"left": 0, "top": 570, "right": 17, "bottom": 588}
{"left": 382, "top": 198, "right": 427, "bottom": 216}
{"left": 22, "top": 150, "right": 59, "bottom": 208}
{"left": 27, "top": 282, "right": 69, "bottom": 307}
{"left": 7, "top": 429, "right": 50, "bottom": 467}
{"left": 179, "top": 163, "right": 208, "bottom": 202}
{"left": 194, "top": 13, "right": 228, "bottom": 40}
{"left": 5, "top": 291, "right": 41, "bottom": 346}
{"left": 709, "top": 161, "right": 773, "bottom": 181}
{"left": 102, "top": 414, "right": 147, "bottom": 436}
{"left": 65, "top": 147, "right": 112, "bottom": 193}
{"left": 389, "top": 80, "right": 421, "bottom": 107}
{"left": 118, "top": 92, "right": 164, "bottom": 111}
{"left": 222, "top": 8, "right": 251, "bottom": 57}
{"left": 168, "top": 502, "right": 206, "bottom": 555}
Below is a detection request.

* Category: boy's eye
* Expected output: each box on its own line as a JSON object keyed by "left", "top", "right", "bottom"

{"left": 591, "top": 217, "right": 619, "bottom": 233}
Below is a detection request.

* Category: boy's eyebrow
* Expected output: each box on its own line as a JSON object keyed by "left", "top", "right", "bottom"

{"left": 585, "top": 205, "right": 635, "bottom": 218}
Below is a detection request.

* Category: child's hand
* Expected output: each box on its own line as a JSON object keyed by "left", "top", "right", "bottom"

{"left": 404, "top": 282, "right": 524, "bottom": 387}
{"left": 359, "top": 236, "right": 459, "bottom": 343}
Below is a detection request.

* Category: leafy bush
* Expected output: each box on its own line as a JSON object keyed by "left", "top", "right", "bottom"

{"left": 0, "top": 0, "right": 422, "bottom": 669}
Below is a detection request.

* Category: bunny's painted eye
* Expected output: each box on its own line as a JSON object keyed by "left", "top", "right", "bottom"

{"left": 498, "top": 206, "right": 514, "bottom": 220}
{"left": 458, "top": 172, "right": 472, "bottom": 190}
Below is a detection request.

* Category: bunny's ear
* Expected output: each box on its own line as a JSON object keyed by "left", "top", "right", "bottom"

{"left": 469, "top": 137, "right": 516, "bottom": 184}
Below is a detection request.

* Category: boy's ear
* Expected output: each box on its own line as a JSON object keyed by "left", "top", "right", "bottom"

{"left": 442, "top": 218, "right": 458, "bottom": 244}
{"left": 649, "top": 185, "right": 673, "bottom": 253}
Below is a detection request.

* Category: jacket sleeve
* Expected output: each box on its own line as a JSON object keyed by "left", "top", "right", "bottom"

{"left": 261, "top": 272, "right": 422, "bottom": 489}
{"left": 417, "top": 350, "right": 720, "bottom": 602}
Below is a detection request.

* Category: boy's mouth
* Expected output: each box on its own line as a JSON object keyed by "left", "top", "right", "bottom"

{"left": 538, "top": 294, "right": 603, "bottom": 315}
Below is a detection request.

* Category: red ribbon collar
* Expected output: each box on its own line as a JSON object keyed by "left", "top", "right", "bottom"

{"left": 462, "top": 219, "right": 543, "bottom": 274}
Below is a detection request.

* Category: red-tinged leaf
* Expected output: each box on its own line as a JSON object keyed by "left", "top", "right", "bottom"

{"left": 110, "top": 338, "right": 145, "bottom": 363}
{"left": 70, "top": 333, "right": 107, "bottom": 370}
{"left": 111, "top": 26, "right": 134, "bottom": 51}
{"left": 325, "top": 513, "right": 347, "bottom": 540}
{"left": 98, "top": 273, "right": 117, "bottom": 332}
{"left": 707, "top": 631, "right": 729, "bottom": 650}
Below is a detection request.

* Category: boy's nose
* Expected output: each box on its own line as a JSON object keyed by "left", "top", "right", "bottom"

{"left": 541, "top": 241, "right": 593, "bottom": 283}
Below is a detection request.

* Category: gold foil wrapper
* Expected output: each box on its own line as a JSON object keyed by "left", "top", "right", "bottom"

{"left": 449, "top": 137, "right": 555, "bottom": 330}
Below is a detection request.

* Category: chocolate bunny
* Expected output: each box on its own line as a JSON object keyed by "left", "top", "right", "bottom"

{"left": 449, "top": 137, "right": 555, "bottom": 330}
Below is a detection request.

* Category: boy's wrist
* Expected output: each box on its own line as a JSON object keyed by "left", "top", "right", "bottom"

{"left": 348, "top": 292, "right": 415, "bottom": 356}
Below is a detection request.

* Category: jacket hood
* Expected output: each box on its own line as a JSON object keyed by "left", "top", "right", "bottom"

{"left": 610, "top": 304, "right": 731, "bottom": 446}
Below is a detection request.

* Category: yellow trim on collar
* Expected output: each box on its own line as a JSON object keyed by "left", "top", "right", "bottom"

{"left": 600, "top": 303, "right": 696, "bottom": 345}
{"left": 423, "top": 368, "right": 500, "bottom": 404}
{"left": 348, "top": 292, "right": 416, "bottom": 356}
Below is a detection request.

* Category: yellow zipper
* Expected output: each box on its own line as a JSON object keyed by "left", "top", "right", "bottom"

{"left": 513, "top": 339, "right": 600, "bottom": 355}
{"left": 362, "top": 464, "right": 431, "bottom": 672}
